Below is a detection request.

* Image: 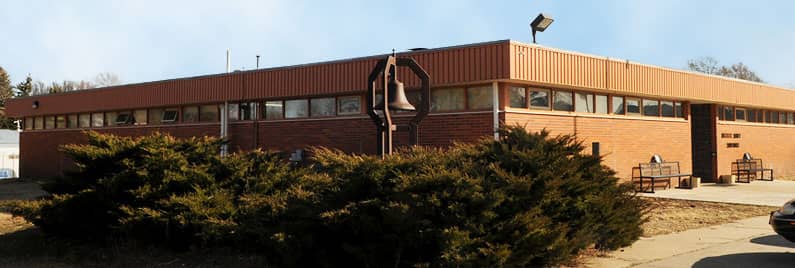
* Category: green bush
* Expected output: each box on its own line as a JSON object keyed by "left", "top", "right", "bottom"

{"left": 12, "top": 127, "right": 645, "bottom": 267}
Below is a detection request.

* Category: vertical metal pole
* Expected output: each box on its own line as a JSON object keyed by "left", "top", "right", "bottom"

{"left": 221, "top": 102, "right": 229, "bottom": 156}
{"left": 492, "top": 82, "right": 500, "bottom": 141}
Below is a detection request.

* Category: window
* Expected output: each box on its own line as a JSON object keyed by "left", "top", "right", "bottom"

{"left": 612, "top": 96, "right": 625, "bottom": 115}
{"left": 595, "top": 95, "right": 608, "bottom": 114}
{"left": 45, "top": 116, "right": 55, "bottom": 129}
{"left": 779, "top": 112, "right": 787, "bottom": 124}
{"left": 509, "top": 87, "right": 527, "bottom": 108}
{"left": 79, "top": 114, "right": 90, "bottom": 128}
{"left": 643, "top": 99, "right": 659, "bottom": 116}
{"left": 68, "top": 114, "right": 78, "bottom": 128}
{"left": 239, "top": 102, "right": 257, "bottom": 120}
{"left": 625, "top": 98, "right": 641, "bottom": 115}
{"left": 530, "top": 88, "right": 551, "bottom": 109}
{"left": 264, "top": 100, "right": 284, "bottom": 119}
{"left": 285, "top": 99, "right": 309, "bottom": 118}
{"left": 553, "top": 91, "right": 573, "bottom": 111}
{"left": 133, "top": 110, "right": 147, "bottom": 125}
{"left": 675, "top": 102, "right": 685, "bottom": 118}
{"left": 115, "top": 112, "right": 133, "bottom": 125}
{"left": 723, "top": 106, "right": 734, "bottom": 121}
{"left": 24, "top": 118, "right": 33, "bottom": 130}
{"left": 105, "top": 112, "right": 118, "bottom": 126}
{"left": 747, "top": 109, "right": 756, "bottom": 122}
{"left": 54, "top": 115, "right": 66, "bottom": 129}
{"left": 34, "top": 117, "right": 44, "bottom": 130}
{"left": 431, "top": 88, "right": 465, "bottom": 111}
{"left": 338, "top": 96, "right": 361, "bottom": 115}
{"left": 162, "top": 110, "right": 178, "bottom": 123}
{"left": 200, "top": 105, "right": 219, "bottom": 122}
{"left": 225, "top": 103, "right": 239, "bottom": 121}
{"left": 467, "top": 86, "right": 493, "bottom": 110}
{"left": 91, "top": 113, "right": 105, "bottom": 127}
{"left": 311, "top": 97, "right": 336, "bottom": 117}
{"left": 575, "top": 92, "right": 593, "bottom": 113}
{"left": 183, "top": 106, "right": 199, "bottom": 123}
{"left": 735, "top": 108, "right": 746, "bottom": 121}
{"left": 661, "top": 101, "right": 674, "bottom": 117}
{"left": 789, "top": 112, "right": 795, "bottom": 125}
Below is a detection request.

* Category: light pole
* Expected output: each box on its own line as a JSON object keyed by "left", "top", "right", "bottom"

{"left": 366, "top": 52, "right": 430, "bottom": 158}
{"left": 530, "top": 13, "right": 554, "bottom": 44}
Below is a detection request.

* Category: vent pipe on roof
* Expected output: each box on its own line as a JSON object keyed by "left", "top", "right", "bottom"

{"left": 226, "top": 49, "right": 231, "bottom": 73}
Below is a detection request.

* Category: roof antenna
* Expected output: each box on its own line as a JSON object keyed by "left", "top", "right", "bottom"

{"left": 256, "top": 55, "right": 260, "bottom": 69}
{"left": 392, "top": 48, "right": 396, "bottom": 57}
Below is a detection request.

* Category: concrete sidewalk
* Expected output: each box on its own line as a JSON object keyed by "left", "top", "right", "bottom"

{"left": 638, "top": 180, "right": 795, "bottom": 207}
{"left": 588, "top": 216, "right": 795, "bottom": 267}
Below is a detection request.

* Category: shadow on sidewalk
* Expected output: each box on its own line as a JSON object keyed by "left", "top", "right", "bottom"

{"left": 750, "top": 234, "right": 795, "bottom": 248}
{"left": 693, "top": 252, "right": 795, "bottom": 268}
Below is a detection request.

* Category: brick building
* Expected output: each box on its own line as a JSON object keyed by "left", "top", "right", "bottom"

{"left": 7, "top": 40, "right": 795, "bottom": 184}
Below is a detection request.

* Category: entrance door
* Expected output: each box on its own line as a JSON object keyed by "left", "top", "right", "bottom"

{"left": 690, "top": 104, "right": 717, "bottom": 182}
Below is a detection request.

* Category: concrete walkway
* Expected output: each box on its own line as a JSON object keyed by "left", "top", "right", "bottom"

{"left": 588, "top": 216, "right": 795, "bottom": 267}
{"left": 638, "top": 180, "right": 795, "bottom": 207}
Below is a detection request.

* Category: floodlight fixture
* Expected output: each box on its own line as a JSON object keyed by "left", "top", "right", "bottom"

{"left": 530, "top": 13, "right": 554, "bottom": 44}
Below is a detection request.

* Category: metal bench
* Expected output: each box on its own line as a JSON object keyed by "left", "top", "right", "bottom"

{"left": 732, "top": 158, "right": 774, "bottom": 183}
{"left": 636, "top": 161, "right": 693, "bottom": 193}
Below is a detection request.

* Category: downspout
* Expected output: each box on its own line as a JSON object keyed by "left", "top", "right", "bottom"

{"left": 492, "top": 82, "right": 499, "bottom": 141}
{"left": 221, "top": 49, "right": 231, "bottom": 156}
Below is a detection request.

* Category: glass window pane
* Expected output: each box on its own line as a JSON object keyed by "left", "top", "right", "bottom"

{"left": 746, "top": 110, "right": 756, "bottom": 122}
{"left": 200, "top": 105, "right": 219, "bottom": 122}
{"left": 675, "top": 102, "right": 684, "bottom": 118}
{"left": 575, "top": 92, "right": 594, "bottom": 113}
{"left": 133, "top": 110, "right": 147, "bottom": 125}
{"left": 661, "top": 101, "right": 674, "bottom": 117}
{"left": 149, "top": 108, "right": 164, "bottom": 125}
{"left": 765, "top": 111, "right": 772, "bottom": 123}
{"left": 68, "top": 114, "right": 78, "bottom": 128}
{"left": 338, "top": 96, "right": 361, "bottom": 115}
{"left": 24, "top": 118, "right": 33, "bottom": 130}
{"left": 612, "top": 96, "right": 625, "bottom": 115}
{"left": 530, "top": 89, "right": 551, "bottom": 109}
{"left": 183, "top": 106, "right": 199, "bottom": 123}
{"left": 45, "top": 116, "right": 55, "bottom": 129}
{"left": 595, "top": 95, "right": 608, "bottom": 114}
{"left": 311, "top": 97, "right": 335, "bottom": 117}
{"left": 34, "top": 117, "right": 44, "bottom": 129}
{"left": 105, "top": 112, "right": 118, "bottom": 126}
{"left": 228, "top": 103, "right": 240, "bottom": 121}
{"left": 91, "top": 113, "right": 103, "bottom": 127}
{"left": 553, "top": 91, "right": 573, "bottom": 111}
{"left": 431, "top": 88, "right": 465, "bottom": 112}
{"left": 56, "top": 115, "right": 66, "bottom": 128}
{"left": 643, "top": 99, "right": 659, "bottom": 116}
{"left": 265, "top": 101, "right": 284, "bottom": 119}
{"left": 723, "top": 106, "right": 734, "bottom": 121}
{"left": 779, "top": 112, "right": 787, "bottom": 124}
{"left": 509, "top": 87, "right": 527, "bottom": 108}
{"left": 626, "top": 98, "right": 641, "bottom": 114}
{"left": 239, "top": 102, "right": 257, "bottom": 120}
{"left": 735, "top": 108, "right": 746, "bottom": 121}
{"left": 788, "top": 112, "right": 794, "bottom": 125}
{"left": 79, "top": 114, "right": 90, "bottom": 128}
{"left": 285, "top": 99, "right": 309, "bottom": 118}
{"left": 467, "top": 86, "right": 493, "bottom": 110}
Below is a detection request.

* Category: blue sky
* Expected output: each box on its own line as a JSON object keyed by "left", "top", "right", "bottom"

{"left": 1, "top": 0, "right": 793, "bottom": 88}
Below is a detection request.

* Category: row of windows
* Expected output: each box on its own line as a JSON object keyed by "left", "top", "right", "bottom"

{"left": 508, "top": 87, "right": 686, "bottom": 118}
{"left": 22, "top": 86, "right": 496, "bottom": 130}
{"left": 718, "top": 106, "right": 795, "bottom": 125}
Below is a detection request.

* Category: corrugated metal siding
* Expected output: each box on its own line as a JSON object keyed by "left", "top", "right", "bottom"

{"left": 244, "top": 42, "right": 509, "bottom": 99}
{"left": 8, "top": 41, "right": 510, "bottom": 117}
{"left": 510, "top": 42, "right": 795, "bottom": 110}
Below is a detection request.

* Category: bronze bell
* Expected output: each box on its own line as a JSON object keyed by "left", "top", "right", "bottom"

{"left": 375, "top": 75, "right": 416, "bottom": 111}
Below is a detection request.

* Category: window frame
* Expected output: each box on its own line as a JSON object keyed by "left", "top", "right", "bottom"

{"left": 466, "top": 86, "right": 494, "bottom": 110}
{"left": 430, "top": 87, "right": 466, "bottom": 112}
{"left": 611, "top": 96, "right": 625, "bottom": 115}
{"left": 625, "top": 97, "right": 641, "bottom": 115}
{"left": 529, "top": 88, "right": 552, "bottom": 110}
{"left": 337, "top": 95, "right": 362, "bottom": 116}
{"left": 735, "top": 108, "right": 747, "bottom": 122}
{"left": 264, "top": 100, "right": 285, "bottom": 120}
{"left": 285, "top": 99, "right": 309, "bottom": 119}
{"left": 509, "top": 86, "right": 528, "bottom": 108}
{"left": 574, "top": 92, "right": 594, "bottom": 113}
{"left": 310, "top": 97, "right": 336, "bottom": 117}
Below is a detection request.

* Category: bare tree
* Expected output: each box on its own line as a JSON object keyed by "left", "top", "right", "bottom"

{"left": 687, "top": 57, "right": 764, "bottom": 83}
{"left": 94, "top": 72, "right": 121, "bottom": 87}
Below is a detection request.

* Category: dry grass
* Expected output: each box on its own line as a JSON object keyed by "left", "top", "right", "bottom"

{"left": 640, "top": 197, "right": 776, "bottom": 237}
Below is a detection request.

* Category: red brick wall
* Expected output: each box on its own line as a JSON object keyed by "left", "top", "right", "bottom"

{"left": 19, "top": 113, "right": 494, "bottom": 179}
{"left": 505, "top": 112, "right": 693, "bottom": 184}
{"left": 716, "top": 122, "right": 795, "bottom": 179}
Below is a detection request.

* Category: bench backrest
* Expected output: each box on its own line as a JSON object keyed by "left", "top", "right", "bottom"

{"left": 639, "top": 162, "right": 681, "bottom": 176}
{"left": 735, "top": 158, "right": 763, "bottom": 169}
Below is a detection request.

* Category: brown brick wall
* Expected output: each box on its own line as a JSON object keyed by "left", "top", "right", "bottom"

{"left": 715, "top": 122, "right": 795, "bottom": 179}
{"left": 505, "top": 112, "right": 693, "bottom": 184}
{"left": 19, "top": 113, "right": 494, "bottom": 179}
